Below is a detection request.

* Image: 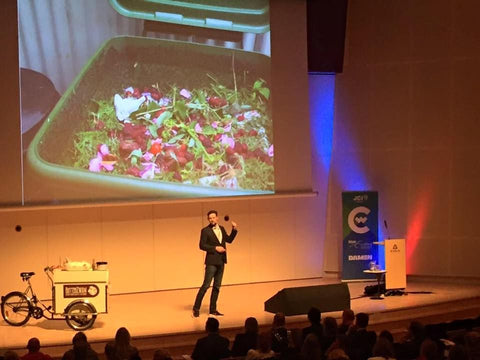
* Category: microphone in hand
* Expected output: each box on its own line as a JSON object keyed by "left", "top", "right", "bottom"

{"left": 224, "top": 214, "right": 238, "bottom": 230}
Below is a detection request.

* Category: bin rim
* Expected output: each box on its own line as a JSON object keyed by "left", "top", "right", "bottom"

{"left": 108, "top": 0, "right": 270, "bottom": 34}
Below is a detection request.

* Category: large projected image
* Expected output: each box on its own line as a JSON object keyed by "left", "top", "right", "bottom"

{"left": 19, "top": 0, "right": 272, "bottom": 205}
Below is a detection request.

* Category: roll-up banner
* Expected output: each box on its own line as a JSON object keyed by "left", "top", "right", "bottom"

{"left": 342, "top": 191, "right": 378, "bottom": 280}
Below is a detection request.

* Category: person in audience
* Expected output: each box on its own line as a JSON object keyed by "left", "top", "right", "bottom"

{"left": 418, "top": 339, "right": 439, "bottom": 360}
{"left": 338, "top": 310, "right": 355, "bottom": 336}
{"left": 21, "top": 338, "right": 52, "bottom": 360}
{"left": 232, "top": 317, "right": 259, "bottom": 356}
{"left": 290, "top": 328, "right": 307, "bottom": 358}
{"left": 327, "top": 349, "right": 350, "bottom": 360}
{"left": 322, "top": 317, "right": 339, "bottom": 358}
{"left": 246, "top": 332, "right": 275, "bottom": 360}
{"left": 394, "top": 321, "right": 425, "bottom": 360}
{"left": 368, "top": 337, "right": 395, "bottom": 360}
{"left": 152, "top": 349, "right": 172, "bottom": 360}
{"left": 378, "top": 331, "right": 394, "bottom": 345}
{"left": 62, "top": 332, "right": 99, "bottom": 360}
{"left": 105, "top": 327, "right": 139, "bottom": 360}
{"left": 192, "top": 317, "right": 230, "bottom": 360}
{"left": 301, "top": 333, "right": 323, "bottom": 360}
{"left": 302, "top": 307, "right": 323, "bottom": 342}
{"left": 3, "top": 351, "right": 19, "bottom": 360}
{"left": 447, "top": 344, "right": 468, "bottom": 360}
{"left": 325, "top": 334, "right": 349, "bottom": 357}
{"left": 347, "top": 313, "right": 377, "bottom": 360}
{"left": 271, "top": 312, "right": 289, "bottom": 355}
{"left": 464, "top": 331, "right": 480, "bottom": 360}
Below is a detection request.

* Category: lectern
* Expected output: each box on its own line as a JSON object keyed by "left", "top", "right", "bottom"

{"left": 374, "top": 239, "right": 406, "bottom": 290}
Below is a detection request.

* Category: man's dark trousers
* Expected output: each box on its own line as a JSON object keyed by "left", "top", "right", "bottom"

{"left": 193, "top": 264, "right": 224, "bottom": 313}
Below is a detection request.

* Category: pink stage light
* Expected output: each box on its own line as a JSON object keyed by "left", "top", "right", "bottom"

{"left": 405, "top": 191, "right": 432, "bottom": 273}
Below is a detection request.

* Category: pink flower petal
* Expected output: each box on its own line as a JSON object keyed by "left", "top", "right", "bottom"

{"left": 268, "top": 145, "right": 274, "bottom": 157}
{"left": 99, "top": 144, "right": 109, "bottom": 156}
{"left": 140, "top": 162, "right": 158, "bottom": 180}
{"left": 88, "top": 154, "right": 102, "bottom": 172}
{"left": 143, "top": 152, "right": 154, "bottom": 161}
{"left": 244, "top": 110, "right": 261, "bottom": 120}
{"left": 195, "top": 123, "right": 203, "bottom": 133}
{"left": 221, "top": 135, "right": 235, "bottom": 148}
{"left": 223, "top": 123, "right": 231, "bottom": 132}
{"left": 180, "top": 88, "right": 191, "bottom": 99}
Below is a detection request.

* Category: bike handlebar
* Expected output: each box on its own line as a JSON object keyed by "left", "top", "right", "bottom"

{"left": 44, "top": 266, "right": 55, "bottom": 284}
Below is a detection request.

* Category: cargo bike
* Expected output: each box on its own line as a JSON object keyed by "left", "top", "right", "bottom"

{"left": 1, "top": 266, "right": 108, "bottom": 330}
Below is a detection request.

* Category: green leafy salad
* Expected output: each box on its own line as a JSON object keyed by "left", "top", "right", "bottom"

{"left": 73, "top": 76, "right": 274, "bottom": 191}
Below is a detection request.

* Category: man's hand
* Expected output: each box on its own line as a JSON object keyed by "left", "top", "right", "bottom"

{"left": 231, "top": 221, "right": 238, "bottom": 230}
{"left": 215, "top": 246, "right": 226, "bottom": 253}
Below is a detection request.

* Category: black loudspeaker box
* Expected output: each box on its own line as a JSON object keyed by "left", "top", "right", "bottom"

{"left": 264, "top": 283, "right": 350, "bottom": 316}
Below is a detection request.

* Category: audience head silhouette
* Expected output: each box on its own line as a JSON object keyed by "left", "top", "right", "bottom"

{"left": 355, "top": 312, "right": 369, "bottom": 328}
{"left": 245, "top": 317, "right": 259, "bottom": 334}
{"left": 206, "top": 317, "right": 220, "bottom": 333}
{"left": 308, "top": 307, "right": 321, "bottom": 325}
{"left": 26, "top": 338, "right": 41, "bottom": 353}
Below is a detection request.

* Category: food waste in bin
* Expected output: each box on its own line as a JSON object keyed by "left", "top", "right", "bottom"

{"left": 75, "top": 76, "right": 273, "bottom": 190}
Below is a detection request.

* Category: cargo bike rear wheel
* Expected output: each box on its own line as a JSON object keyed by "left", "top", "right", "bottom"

{"left": 1, "top": 292, "right": 32, "bottom": 326}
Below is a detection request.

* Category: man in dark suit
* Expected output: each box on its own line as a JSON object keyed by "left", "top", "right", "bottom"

{"left": 192, "top": 210, "right": 238, "bottom": 317}
{"left": 191, "top": 317, "right": 230, "bottom": 360}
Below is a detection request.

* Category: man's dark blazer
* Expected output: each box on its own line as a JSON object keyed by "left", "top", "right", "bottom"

{"left": 191, "top": 333, "right": 230, "bottom": 360}
{"left": 200, "top": 225, "right": 237, "bottom": 265}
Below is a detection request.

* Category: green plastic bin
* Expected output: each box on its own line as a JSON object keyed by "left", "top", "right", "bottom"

{"left": 27, "top": 36, "right": 272, "bottom": 202}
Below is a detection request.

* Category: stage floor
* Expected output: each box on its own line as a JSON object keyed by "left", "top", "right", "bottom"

{"left": 1, "top": 277, "right": 480, "bottom": 357}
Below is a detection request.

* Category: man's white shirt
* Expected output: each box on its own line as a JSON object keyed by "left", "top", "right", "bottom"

{"left": 212, "top": 225, "right": 223, "bottom": 243}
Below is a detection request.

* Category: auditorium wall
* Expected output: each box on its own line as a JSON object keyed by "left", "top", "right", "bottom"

{"left": 324, "top": 0, "right": 480, "bottom": 279}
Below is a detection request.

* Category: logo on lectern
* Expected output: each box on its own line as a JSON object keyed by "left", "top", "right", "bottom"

{"left": 390, "top": 244, "right": 401, "bottom": 253}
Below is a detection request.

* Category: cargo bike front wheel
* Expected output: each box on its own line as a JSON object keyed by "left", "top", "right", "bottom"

{"left": 65, "top": 301, "right": 97, "bottom": 331}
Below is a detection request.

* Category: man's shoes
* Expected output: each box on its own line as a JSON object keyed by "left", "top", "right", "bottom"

{"left": 209, "top": 310, "right": 224, "bottom": 316}
{"left": 192, "top": 309, "right": 200, "bottom": 318}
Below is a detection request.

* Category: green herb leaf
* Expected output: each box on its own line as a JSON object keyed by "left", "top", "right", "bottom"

{"left": 148, "top": 124, "right": 158, "bottom": 138}
{"left": 202, "top": 125, "right": 217, "bottom": 136}
{"left": 258, "top": 87, "right": 270, "bottom": 100}
{"left": 174, "top": 100, "right": 188, "bottom": 120}
{"left": 128, "top": 149, "right": 143, "bottom": 158}
{"left": 157, "top": 110, "right": 172, "bottom": 126}
{"left": 168, "top": 134, "right": 185, "bottom": 144}
{"left": 169, "top": 151, "right": 178, "bottom": 162}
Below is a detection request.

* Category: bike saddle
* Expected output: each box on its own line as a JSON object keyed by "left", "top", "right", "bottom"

{"left": 20, "top": 272, "right": 35, "bottom": 279}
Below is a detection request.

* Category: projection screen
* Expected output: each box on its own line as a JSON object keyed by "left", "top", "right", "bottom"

{"left": 1, "top": 0, "right": 312, "bottom": 207}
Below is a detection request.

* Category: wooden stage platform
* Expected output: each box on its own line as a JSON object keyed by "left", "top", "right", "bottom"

{"left": 1, "top": 277, "right": 479, "bottom": 358}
